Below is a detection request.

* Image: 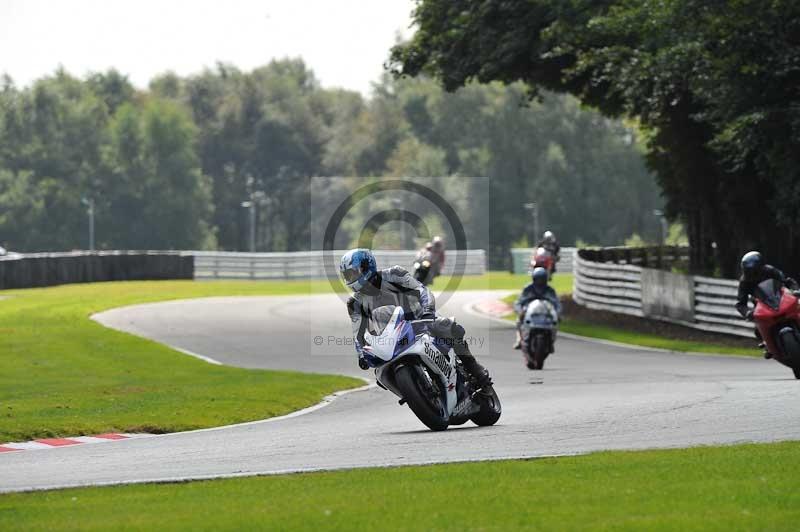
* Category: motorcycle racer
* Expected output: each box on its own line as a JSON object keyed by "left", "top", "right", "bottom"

{"left": 735, "top": 251, "right": 798, "bottom": 319}
{"left": 340, "top": 248, "right": 493, "bottom": 392}
{"left": 735, "top": 251, "right": 799, "bottom": 358}
{"left": 513, "top": 267, "right": 562, "bottom": 349}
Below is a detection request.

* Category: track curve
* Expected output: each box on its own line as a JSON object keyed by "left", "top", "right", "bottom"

{"left": 3, "top": 290, "right": 800, "bottom": 493}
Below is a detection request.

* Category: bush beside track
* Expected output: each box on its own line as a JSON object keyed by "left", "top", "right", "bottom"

{"left": 2, "top": 441, "right": 799, "bottom": 530}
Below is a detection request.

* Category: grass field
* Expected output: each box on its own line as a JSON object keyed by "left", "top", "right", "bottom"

{"left": 0, "top": 280, "right": 362, "bottom": 442}
{"left": 556, "top": 319, "right": 759, "bottom": 356}
{"left": 0, "top": 272, "right": 536, "bottom": 442}
{"left": 2, "top": 441, "right": 799, "bottom": 530}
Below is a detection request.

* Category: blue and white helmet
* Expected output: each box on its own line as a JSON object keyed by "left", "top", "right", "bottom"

{"left": 340, "top": 249, "right": 377, "bottom": 292}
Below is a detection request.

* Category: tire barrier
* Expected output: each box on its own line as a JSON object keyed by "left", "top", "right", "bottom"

{"left": 0, "top": 251, "right": 194, "bottom": 290}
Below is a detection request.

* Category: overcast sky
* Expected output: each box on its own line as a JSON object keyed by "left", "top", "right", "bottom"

{"left": 0, "top": 0, "right": 416, "bottom": 95}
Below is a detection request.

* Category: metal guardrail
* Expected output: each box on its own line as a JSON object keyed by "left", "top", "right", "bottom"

{"left": 510, "top": 247, "right": 575, "bottom": 274}
{"left": 573, "top": 253, "right": 751, "bottom": 337}
{"left": 192, "top": 250, "right": 487, "bottom": 280}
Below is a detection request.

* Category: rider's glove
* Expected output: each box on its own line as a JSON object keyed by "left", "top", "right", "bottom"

{"left": 745, "top": 310, "right": 755, "bottom": 322}
{"left": 420, "top": 308, "right": 436, "bottom": 320}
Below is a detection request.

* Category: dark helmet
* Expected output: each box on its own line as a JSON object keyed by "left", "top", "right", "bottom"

{"left": 532, "top": 266, "right": 549, "bottom": 287}
{"left": 740, "top": 251, "right": 764, "bottom": 281}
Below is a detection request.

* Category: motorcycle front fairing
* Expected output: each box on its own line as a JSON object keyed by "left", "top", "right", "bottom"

{"left": 366, "top": 306, "right": 459, "bottom": 415}
{"left": 522, "top": 299, "right": 558, "bottom": 331}
{"left": 752, "top": 279, "right": 800, "bottom": 356}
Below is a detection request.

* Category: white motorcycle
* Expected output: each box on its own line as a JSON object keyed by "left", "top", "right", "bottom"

{"left": 516, "top": 298, "right": 559, "bottom": 370}
{"left": 363, "top": 306, "right": 501, "bottom": 431}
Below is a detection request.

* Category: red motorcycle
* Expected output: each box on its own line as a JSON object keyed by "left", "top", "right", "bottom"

{"left": 529, "top": 247, "right": 554, "bottom": 276}
{"left": 751, "top": 278, "right": 800, "bottom": 379}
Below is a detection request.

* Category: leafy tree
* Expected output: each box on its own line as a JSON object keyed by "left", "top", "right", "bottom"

{"left": 391, "top": 0, "right": 800, "bottom": 276}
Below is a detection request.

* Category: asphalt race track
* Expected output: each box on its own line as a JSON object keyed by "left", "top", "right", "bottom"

{"left": 3, "top": 290, "right": 800, "bottom": 493}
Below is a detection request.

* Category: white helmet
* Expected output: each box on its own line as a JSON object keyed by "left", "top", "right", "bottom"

{"left": 543, "top": 231, "right": 555, "bottom": 244}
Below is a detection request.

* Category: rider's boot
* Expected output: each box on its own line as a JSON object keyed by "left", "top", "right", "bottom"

{"left": 512, "top": 330, "right": 521, "bottom": 350}
{"left": 432, "top": 316, "right": 494, "bottom": 393}
{"left": 456, "top": 345, "right": 494, "bottom": 394}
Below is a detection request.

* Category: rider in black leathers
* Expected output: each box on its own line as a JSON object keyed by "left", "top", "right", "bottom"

{"left": 735, "top": 251, "right": 797, "bottom": 318}
{"left": 735, "top": 251, "right": 799, "bottom": 358}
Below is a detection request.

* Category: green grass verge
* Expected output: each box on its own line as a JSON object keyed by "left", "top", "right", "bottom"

{"left": 0, "top": 280, "right": 364, "bottom": 442}
{"left": 500, "top": 291, "right": 758, "bottom": 356}
{"left": 556, "top": 319, "right": 759, "bottom": 356}
{"left": 3, "top": 441, "right": 799, "bottom": 530}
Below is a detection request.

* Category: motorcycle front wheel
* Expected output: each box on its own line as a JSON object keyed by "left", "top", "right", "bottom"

{"left": 470, "top": 389, "right": 502, "bottom": 427}
{"left": 395, "top": 364, "right": 449, "bottom": 431}
{"left": 778, "top": 329, "right": 800, "bottom": 380}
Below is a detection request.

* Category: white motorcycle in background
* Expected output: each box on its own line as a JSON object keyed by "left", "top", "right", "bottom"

{"left": 363, "top": 306, "right": 501, "bottom": 431}
{"left": 516, "top": 298, "right": 559, "bottom": 370}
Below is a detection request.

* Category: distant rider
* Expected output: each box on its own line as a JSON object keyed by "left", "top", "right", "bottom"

{"left": 416, "top": 241, "right": 433, "bottom": 261}
{"left": 536, "top": 231, "right": 561, "bottom": 273}
{"left": 735, "top": 251, "right": 798, "bottom": 357}
{"left": 414, "top": 242, "right": 435, "bottom": 285}
{"left": 341, "top": 248, "right": 493, "bottom": 392}
{"left": 430, "top": 236, "right": 446, "bottom": 277}
{"left": 513, "top": 267, "right": 562, "bottom": 349}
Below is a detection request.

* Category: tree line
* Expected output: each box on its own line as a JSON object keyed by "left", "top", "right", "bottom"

{"left": 390, "top": 0, "right": 799, "bottom": 277}
{"left": 0, "top": 59, "right": 662, "bottom": 268}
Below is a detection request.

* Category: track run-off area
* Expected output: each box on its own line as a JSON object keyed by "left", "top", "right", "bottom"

{"left": 3, "top": 290, "right": 800, "bottom": 493}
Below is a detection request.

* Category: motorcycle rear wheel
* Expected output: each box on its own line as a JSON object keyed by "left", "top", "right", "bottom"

{"left": 395, "top": 364, "right": 449, "bottom": 431}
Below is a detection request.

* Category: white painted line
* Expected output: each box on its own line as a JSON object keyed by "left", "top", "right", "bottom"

{"left": 178, "top": 379, "right": 375, "bottom": 435}
{"left": 70, "top": 436, "right": 114, "bottom": 444}
{"left": 2, "top": 441, "right": 54, "bottom": 451}
{"left": 172, "top": 347, "right": 223, "bottom": 365}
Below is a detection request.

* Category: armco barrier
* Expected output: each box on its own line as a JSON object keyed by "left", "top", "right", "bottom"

{"left": 0, "top": 251, "right": 193, "bottom": 290}
{"left": 191, "top": 249, "right": 487, "bottom": 280}
{"left": 573, "top": 249, "right": 751, "bottom": 337}
{"left": 510, "top": 247, "right": 575, "bottom": 274}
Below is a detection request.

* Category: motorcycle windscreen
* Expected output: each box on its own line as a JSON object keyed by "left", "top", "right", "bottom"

{"left": 365, "top": 305, "right": 416, "bottom": 361}
{"left": 368, "top": 305, "right": 397, "bottom": 335}
{"left": 524, "top": 300, "right": 556, "bottom": 327}
{"left": 753, "top": 279, "right": 782, "bottom": 311}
